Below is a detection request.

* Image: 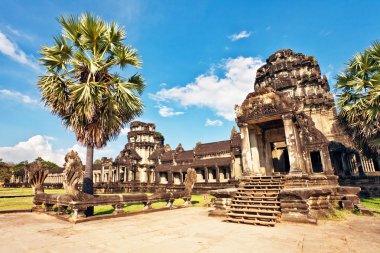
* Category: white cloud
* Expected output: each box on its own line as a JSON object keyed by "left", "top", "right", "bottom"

{"left": 160, "top": 82, "right": 167, "bottom": 87}
{"left": 150, "top": 56, "right": 264, "bottom": 121}
{"left": 6, "top": 25, "right": 33, "bottom": 41}
{"left": 120, "top": 126, "right": 130, "bottom": 136}
{"left": 157, "top": 105, "right": 184, "bottom": 117}
{"left": 228, "top": 30, "right": 252, "bottom": 41}
{"left": 0, "top": 135, "right": 114, "bottom": 166}
{"left": 0, "top": 89, "right": 38, "bottom": 104}
{"left": 205, "top": 119, "right": 223, "bottom": 127}
{"left": 0, "top": 31, "right": 38, "bottom": 69}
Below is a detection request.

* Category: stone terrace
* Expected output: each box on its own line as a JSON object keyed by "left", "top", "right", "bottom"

{"left": 0, "top": 208, "right": 379, "bottom": 253}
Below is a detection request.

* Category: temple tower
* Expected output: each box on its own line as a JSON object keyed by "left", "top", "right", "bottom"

{"left": 235, "top": 49, "right": 337, "bottom": 181}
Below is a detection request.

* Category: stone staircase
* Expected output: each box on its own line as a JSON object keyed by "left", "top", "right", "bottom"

{"left": 225, "top": 176, "right": 284, "bottom": 226}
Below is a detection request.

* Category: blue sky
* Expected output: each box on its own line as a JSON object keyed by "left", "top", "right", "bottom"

{"left": 0, "top": 0, "right": 379, "bottom": 165}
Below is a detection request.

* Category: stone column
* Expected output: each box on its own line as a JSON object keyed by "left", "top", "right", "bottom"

{"left": 282, "top": 114, "right": 302, "bottom": 174}
{"left": 101, "top": 166, "right": 104, "bottom": 183}
{"left": 123, "top": 167, "right": 127, "bottom": 182}
{"left": 249, "top": 128, "right": 261, "bottom": 175}
{"left": 204, "top": 167, "right": 209, "bottom": 183}
{"left": 321, "top": 146, "right": 334, "bottom": 175}
{"left": 265, "top": 138, "right": 273, "bottom": 175}
{"left": 240, "top": 124, "right": 254, "bottom": 175}
{"left": 216, "top": 166, "right": 220, "bottom": 183}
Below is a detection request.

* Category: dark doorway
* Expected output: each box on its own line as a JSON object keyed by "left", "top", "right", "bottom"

{"left": 310, "top": 151, "right": 323, "bottom": 173}
{"left": 271, "top": 142, "right": 290, "bottom": 173}
{"left": 330, "top": 151, "right": 344, "bottom": 176}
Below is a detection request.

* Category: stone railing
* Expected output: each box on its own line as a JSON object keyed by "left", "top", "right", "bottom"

{"left": 31, "top": 151, "right": 198, "bottom": 223}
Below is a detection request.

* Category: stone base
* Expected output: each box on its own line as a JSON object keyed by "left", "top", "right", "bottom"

{"left": 279, "top": 185, "right": 361, "bottom": 223}
{"left": 208, "top": 188, "right": 237, "bottom": 217}
{"left": 284, "top": 174, "right": 339, "bottom": 188}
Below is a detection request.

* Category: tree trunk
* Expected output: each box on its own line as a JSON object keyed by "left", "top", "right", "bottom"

{"left": 83, "top": 144, "right": 94, "bottom": 216}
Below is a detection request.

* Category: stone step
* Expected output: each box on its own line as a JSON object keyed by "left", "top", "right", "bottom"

{"left": 231, "top": 199, "right": 280, "bottom": 205}
{"left": 231, "top": 203, "right": 280, "bottom": 209}
{"left": 224, "top": 217, "right": 275, "bottom": 226}
{"left": 227, "top": 212, "right": 278, "bottom": 219}
{"left": 233, "top": 196, "right": 279, "bottom": 200}
{"left": 239, "top": 184, "right": 283, "bottom": 189}
{"left": 234, "top": 193, "right": 279, "bottom": 198}
{"left": 229, "top": 208, "right": 281, "bottom": 214}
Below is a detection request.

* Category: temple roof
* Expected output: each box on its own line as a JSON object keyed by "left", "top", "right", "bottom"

{"left": 148, "top": 147, "right": 165, "bottom": 161}
{"left": 194, "top": 140, "right": 231, "bottom": 156}
{"left": 161, "top": 150, "right": 176, "bottom": 162}
{"left": 176, "top": 150, "right": 194, "bottom": 162}
{"left": 192, "top": 157, "right": 232, "bottom": 167}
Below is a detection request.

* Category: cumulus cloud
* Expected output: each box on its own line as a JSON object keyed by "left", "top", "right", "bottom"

{"left": 150, "top": 56, "right": 264, "bottom": 121}
{"left": 205, "top": 119, "right": 223, "bottom": 127}
{"left": 157, "top": 105, "right": 184, "bottom": 117}
{"left": 0, "top": 31, "right": 38, "bottom": 69}
{"left": 228, "top": 30, "right": 252, "bottom": 41}
{"left": 0, "top": 89, "right": 38, "bottom": 104}
{"left": 0, "top": 135, "right": 114, "bottom": 166}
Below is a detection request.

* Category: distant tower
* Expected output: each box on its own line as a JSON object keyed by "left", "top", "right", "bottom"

{"left": 127, "top": 121, "right": 164, "bottom": 164}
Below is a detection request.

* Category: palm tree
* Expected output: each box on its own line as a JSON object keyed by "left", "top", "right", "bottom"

{"left": 336, "top": 41, "right": 380, "bottom": 155}
{"left": 38, "top": 13, "right": 144, "bottom": 214}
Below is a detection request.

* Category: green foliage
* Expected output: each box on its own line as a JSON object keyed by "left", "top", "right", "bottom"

{"left": 38, "top": 12, "right": 145, "bottom": 149}
{"left": 335, "top": 41, "right": 380, "bottom": 155}
{"left": 0, "top": 161, "right": 12, "bottom": 182}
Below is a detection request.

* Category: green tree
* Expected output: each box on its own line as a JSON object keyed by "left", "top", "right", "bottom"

{"left": 336, "top": 41, "right": 380, "bottom": 155}
{"left": 38, "top": 13, "right": 144, "bottom": 214}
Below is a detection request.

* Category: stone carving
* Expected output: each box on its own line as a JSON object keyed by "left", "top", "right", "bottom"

{"left": 28, "top": 159, "right": 49, "bottom": 194}
{"left": 295, "top": 112, "right": 328, "bottom": 146}
{"left": 63, "top": 150, "right": 92, "bottom": 200}
{"left": 184, "top": 168, "right": 197, "bottom": 195}
{"left": 237, "top": 87, "right": 294, "bottom": 122}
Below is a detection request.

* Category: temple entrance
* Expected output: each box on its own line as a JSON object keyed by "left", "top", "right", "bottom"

{"left": 310, "top": 151, "right": 323, "bottom": 173}
{"left": 271, "top": 141, "right": 290, "bottom": 173}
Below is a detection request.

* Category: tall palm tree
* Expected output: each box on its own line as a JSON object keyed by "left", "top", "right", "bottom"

{"left": 38, "top": 13, "right": 144, "bottom": 213}
{"left": 336, "top": 41, "right": 380, "bottom": 155}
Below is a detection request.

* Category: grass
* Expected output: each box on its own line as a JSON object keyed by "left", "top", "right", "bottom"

{"left": 93, "top": 195, "right": 213, "bottom": 215}
{"left": 323, "top": 197, "right": 380, "bottom": 221}
{"left": 0, "top": 187, "right": 65, "bottom": 196}
{"left": 361, "top": 197, "right": 380, "bottom": 215}
{"left": 0, "top": 187, "right": 214, "bottom": 213}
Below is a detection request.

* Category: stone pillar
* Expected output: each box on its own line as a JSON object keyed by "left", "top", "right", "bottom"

{"left": 204, "top": 167, "right": 208, "bottom": 183}
{"left": 101, "top": 166, "right": 104, "bottom": 183}
{"left": 123, "top": 167, "right": 127, "bottom": 182}
{"left": 128, "top": 169, "right": 133, "bottom": 181}
{"left": 265, "top": 139, "right": 273, "bottom": 175}
{"left": 321, "top": 146, "right": 334, "bottom": 175}
{"left": 240, "top": 124, "right": 254, "bottom": 175}
{"left": 282, "top": 114, "right": 302, "bottom": 174}
{"left": 216, "top": 166, "right": 220, "bottom": 183}
{"left": 249, "top": 128, "right": 261, "bottom": 175}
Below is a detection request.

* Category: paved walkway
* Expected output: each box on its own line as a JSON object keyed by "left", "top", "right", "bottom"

{"left": 0, "top": 208, "right": 379, "bottom": 253}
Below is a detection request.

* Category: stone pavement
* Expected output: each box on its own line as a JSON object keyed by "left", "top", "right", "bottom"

{"left": 0, "top": 208, "right": 379, "bottom": 253}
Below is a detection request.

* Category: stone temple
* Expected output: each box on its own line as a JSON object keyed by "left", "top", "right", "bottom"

{"left": 9, "top": 49, "right": 380, "bottom": 224}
